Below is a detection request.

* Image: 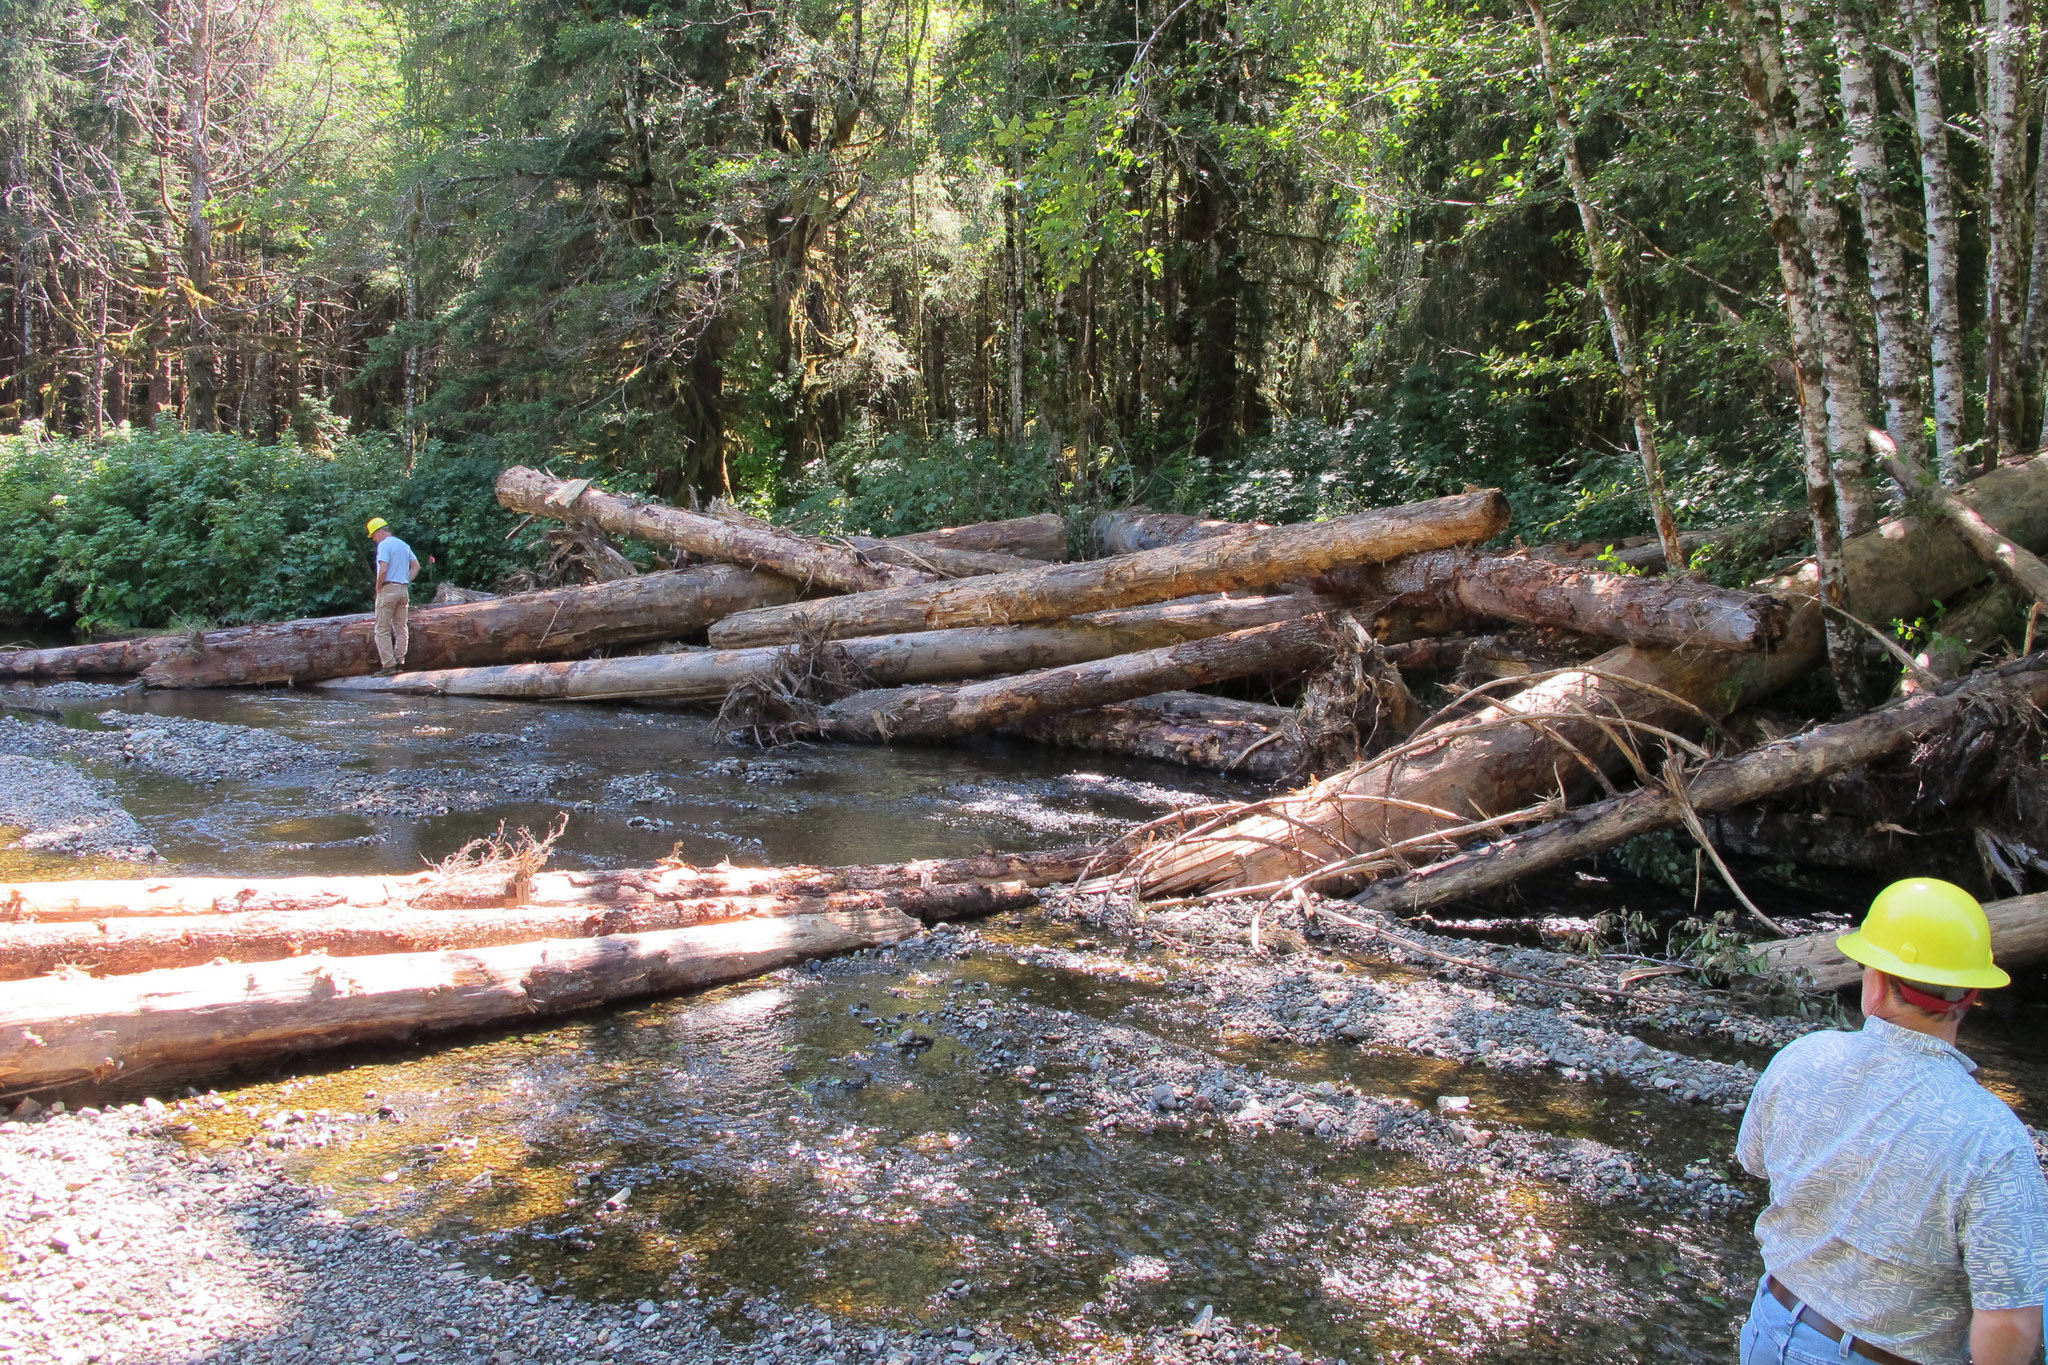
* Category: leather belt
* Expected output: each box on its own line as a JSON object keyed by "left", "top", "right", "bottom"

{"left": 1766, "top": 1276, "right": 1923, "bottom": 1365}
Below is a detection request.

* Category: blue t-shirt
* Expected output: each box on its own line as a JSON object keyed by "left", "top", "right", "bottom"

{"left": 376, "top": 535, "right": 418, "bottom": 586}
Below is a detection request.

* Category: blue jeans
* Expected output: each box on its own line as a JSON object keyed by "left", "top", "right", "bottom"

{"left": 1739, "top": 1277, "right": 1868, "bottom": 1365}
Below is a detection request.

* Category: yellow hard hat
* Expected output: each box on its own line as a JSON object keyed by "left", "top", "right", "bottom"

{"left": 1837, "top": 878, "right": 2010, "bottom": 990}
{"left": 365, "top": 517, "right": 388, "bottom": 536}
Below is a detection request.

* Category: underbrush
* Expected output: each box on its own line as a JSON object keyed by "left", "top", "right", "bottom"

{"left": 0, "top": 426, "right": 529, "bottom": 634}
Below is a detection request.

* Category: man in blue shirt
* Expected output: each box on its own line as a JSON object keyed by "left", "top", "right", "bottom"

{"left": 366, "top": 517, "right": 420, "bottom": 673}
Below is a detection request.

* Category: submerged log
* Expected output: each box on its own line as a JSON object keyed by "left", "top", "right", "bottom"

{"left": 133, "top": 567, "right": 798, "bottom": 689}
{"left": 1753, "top": 891, "right": 2048, "bottom": 991}
{"left": 1137, "top": 455, "right": 2048, "bottom": 894}
{"left": 1320, "top": 550, "right": 1791, "bottom": 652}
{"left": 317, "top": 593, "right": 1343, "bottom": 702}
{"left": 498, "top": 467, "right": 933, "bottom": 593}
{"left": 795, "top": 615, "right": 1335, "bottom": 744}
{"left": 0, "top": 881, "right": 1032, "bottom": 980}
{"left": 0, "top": 845, "right": 1104, "bottom": 923}
{"left": 1349, "top": 657, "right": 2048, "bottom": 917}
{"left": 708, "top": 491, "right": 1511, "bottom": 648}
{"left": 0, "top": 906, "right": 925, "bottom": 1093}
{"left": 1004, "top": 692, "right": 1304, "bottom": 780}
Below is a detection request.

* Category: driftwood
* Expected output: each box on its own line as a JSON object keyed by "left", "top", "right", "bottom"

{"left": 708, "top": 491, "right": 1511, "bottom": 647}
{"left": 316, "top": 593, "right": 1346, "bottom": 702}
{"left": 0, "top": 881, "right": 1033, "bottom": 980}
{"left": 1004, "top": 692, "right": 1304, "bottom": 780}
{"left": 1320, "top": 549, "right": 1791, "bottom": 652}
{"left": 0, "top": 845, "right": 1104, "bottom": 924}
{"left": 498, "top": 467, "right": 933, "bottom": 593}
{"left": 0, "top": 906, "right": 926, "bottom": 1094}
{"left": 1753, "top": 892, "right": 2048, "bottom": 990}
{"left": 129, "top": 567, "right": 798, "bottom": 689}
{"left": 1348, "top": 656, "right": 2048, "bottom": 917}
{"left": 1135, "top": 454, "right": 2048, "bottom": 894}
{"left": 788, "top": 615, "right": 1336, "bottom": 744}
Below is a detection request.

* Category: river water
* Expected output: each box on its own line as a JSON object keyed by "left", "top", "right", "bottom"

{"left": 3, "top": 686, "right": 2040, "bottom": 1362}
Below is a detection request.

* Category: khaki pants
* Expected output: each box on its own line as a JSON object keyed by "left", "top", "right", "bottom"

{"left": 374, "top": 584, "right": 411, "bottom": 669}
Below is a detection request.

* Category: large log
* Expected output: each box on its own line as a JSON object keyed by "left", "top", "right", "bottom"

{"left": 1882, "top": 444, "right": 2048, "bottom": 608}
{"left": 1753, "top": 892, "right": 2048, "bottom": 991}
{"left": 0, "top": 906, "right": 925, "bottom": 1094}
{"left": 793, "top": 615, "right": 1336, "bottom": 744}
{"left": 0, "top": 635, "right": 186, "bottom": 681}
{"left": 1349, "top": 657, "right": 2048, "bottom": 917}
{"left": 120, "top": 568, "right": 797, "bottom": 690}
{"left": 895, "top": 512, "right": 1068, "bottom": 561}
{"left": 0, "top": 882, "right": 1032, "bottom": 980}
{"left": 707, "top": 491, "right": 1510, "bottom": 648}
{"left": 1320, "top": 549, "right": 1791, "bottom": 652}
{"left": 316, "top": 593, "right": 1344, "bottom": 702}
{"left": 1004, "top": 692, "right": 1305, "bottom": 780}
{"left": 1092, "top": 510, "right": 1266, "bottom": 555}
{"left": 1136, "top": 455, "right": 2048, "bottom": 894}
{"left": 498, "top": 467, "right": 933, "bottom": 593}
{"left": 0, "top": 845, "right": 1105, "bottom": 923}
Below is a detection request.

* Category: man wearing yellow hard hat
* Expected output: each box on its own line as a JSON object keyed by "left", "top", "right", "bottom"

{"left": 365, "top": 517, "right": 420, "bottom": 674}
{"left": 1737, "top": 878, "right": 2047, "bottom": 1365}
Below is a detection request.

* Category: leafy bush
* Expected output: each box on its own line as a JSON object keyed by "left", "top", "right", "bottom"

{"left": 0, "top": 426, "right": 530, "bottom": 633}
{"left": 783, "top": 423, "right": 1070, "bottom": 538}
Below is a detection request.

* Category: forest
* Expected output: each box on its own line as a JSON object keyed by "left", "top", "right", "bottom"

{"left": 4, "top": 0, "right": 2045, "bottom": 637}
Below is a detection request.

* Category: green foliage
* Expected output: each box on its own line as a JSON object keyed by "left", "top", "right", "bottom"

{"left": 1609, "top": 830, "right": 1695, "bottom": 891}
{"left": 783, "top": 425, "right": 1068, "bottom": 537}
{"left": 0, "top": 427, "right": 530, "bottom": 633}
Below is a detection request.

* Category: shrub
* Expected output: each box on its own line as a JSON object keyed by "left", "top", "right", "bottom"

{"left": 0, "top": 426, "right": 530, "bottom": 634}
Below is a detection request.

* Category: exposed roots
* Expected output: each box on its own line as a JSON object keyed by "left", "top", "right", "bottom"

{"left": 413, "top": 814, "right": 567, "bottom": 909}
{"left": 1280, "top": 613, "right": 1421, "bottom": 776}
{"left": 716, "top": 626, "right": 877, "bottom": 746}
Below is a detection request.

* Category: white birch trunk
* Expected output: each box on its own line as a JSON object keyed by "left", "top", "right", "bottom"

{"left": 1902, "top": 0, "right": 1971, "bottom": 482}
{"left": 1982, "top": 0, "right": 2029, "bottom": 463}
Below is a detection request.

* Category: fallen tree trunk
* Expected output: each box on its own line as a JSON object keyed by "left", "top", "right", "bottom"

{"left": 1753, "top": 891, "right": 2048, "bottom": 990}
{"left": 0, "top": 881, "right": 1032, "bottom": 980}
{"left": 0, "top": 845, "right": 1105, "bottom": 923}
{"left": 1003, "top": 692, "right": 1304, "bottom": 780}
{"left": 131, "top": 566, "right": 799, "bottom": 690}
{"left": 498, "top": 467, "right": 934, "bottom": 593}
{"left": 316, "top": 592, "right": 1345, "bottom": 703}
{"left": 1348, "top": 656, "right": 2048, "bottom": 917}
{"left": 1882, "top": 444, "right": 2048, "bottom": 608}
{"left": 893, "top": 512, "right": 1068, "bottom": 562}
{"left": 1320, "top": 549, "right": 1791, "bottom": 652}
{"left": 708, "top": 491, "right": 1511, "bottom": 648}
{"left": 836, "top": 538, "right": 1042, "bottom": 578}
{"left": 0, "top": 636, "right": 187, "bottom": 681}
{"left": 793, "top": 615, "right": 1336, "bottom": 744}
{"left": 1136, "top": 455, "right": 2048, "bottom": 894}
{"left": 0, "top": 905, "right": 926, "bottom": 1094}
{"left": 1092, "top": 510, "right": 1266, "bottom": 555}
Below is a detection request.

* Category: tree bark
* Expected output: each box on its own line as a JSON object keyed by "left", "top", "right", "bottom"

{"left": 1092, "top": 510, "right": 1265, "bottom": 555}
{"left": 497, "top": 467, "right": 933, "bottom": 593}
{"left": 1981, "top": 0, "right": 2029, "bottom": 464}
{"left": 794, "top": 615, "right": 1338, "bottom": 744}
{"left": 0, "top": 883, "right": 1033, "bottom": 981}
{"left": 0, "top": 907, "right": 927, "bottom": 1095}
{"left": 1348, "top": 658, "right": 2048, "bottom": 918}
{"left": 1320, "top": 549, "right": 1791, "bottom": 652}
{"left": 0, "top": 846, "right": 1105, "bottom": 924}
{"left": 1901, "top": 0, "right": 1970, "bottom": 481}
{"left": 317, "top": 593, "right": 1347, "bottom": 703}
{"left": 1754, "top": 891, "right": 2048, "bottom": 990}
{"left": 0, "top": 637, "right": 188, "bottom": 682}
{"left": 707, "top": 491, "right": 1511, "bottom": 648}
{"left": 1835, "top": 0, "right": 1932, "bottom": 472}
{"left": 893, "top": 513, "right": 1067, "bottom": 561}
{"left": 1004, "top": 691, "right": 1304, "bottom": 780}
{"left": 1135, "top": 455, "right": 2048, "bottom": 894}
{"left": 1526, "top": 0, "right": 1688, "bottom": 572}
{"left": 134, "top": 567, "right": 799, "bottom": 689}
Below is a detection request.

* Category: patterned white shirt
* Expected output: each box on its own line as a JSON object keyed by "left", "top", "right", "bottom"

{"left": 1737, "top": 1015, "right": 2048, "bottom": 1365}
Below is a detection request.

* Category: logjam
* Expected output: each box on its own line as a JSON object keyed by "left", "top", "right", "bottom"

{"left": 1136, "top": 454, "right": 2048, "bottom": 894}
{"left": 708, "top": 491, "right": 1511, "bottom": 647}
{"left": 1004, "top": 692, "right": 1304, "bottom": 780}
{"left": 317, "top": 593, "right": 1345, "bottom": 703}
{"left": 792, "top": 615, "right": 1335, "bottom": 744}
{"left": 0, "top": 906, "right": 924, "bottom": 1093}
{"left": 1349, "top": 657, "right": 2048, "bottom": 917}
{"left": 0, "top": 845, "right": 1103, "bottom": 923}
{"left": 132, "top": 566, "right": 799, "bottom": 689}
{"left": 1753, "top": 891, "right": 2048, "bottom": 990}
{"left": 498, "top": 467, "right": 933, "bottom": 593}
{"left": 0, "top": 882, "right": 1033, "bottom": 980}
{"left": 1321, "top": 549, "right": 1791, "bottom": 652}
